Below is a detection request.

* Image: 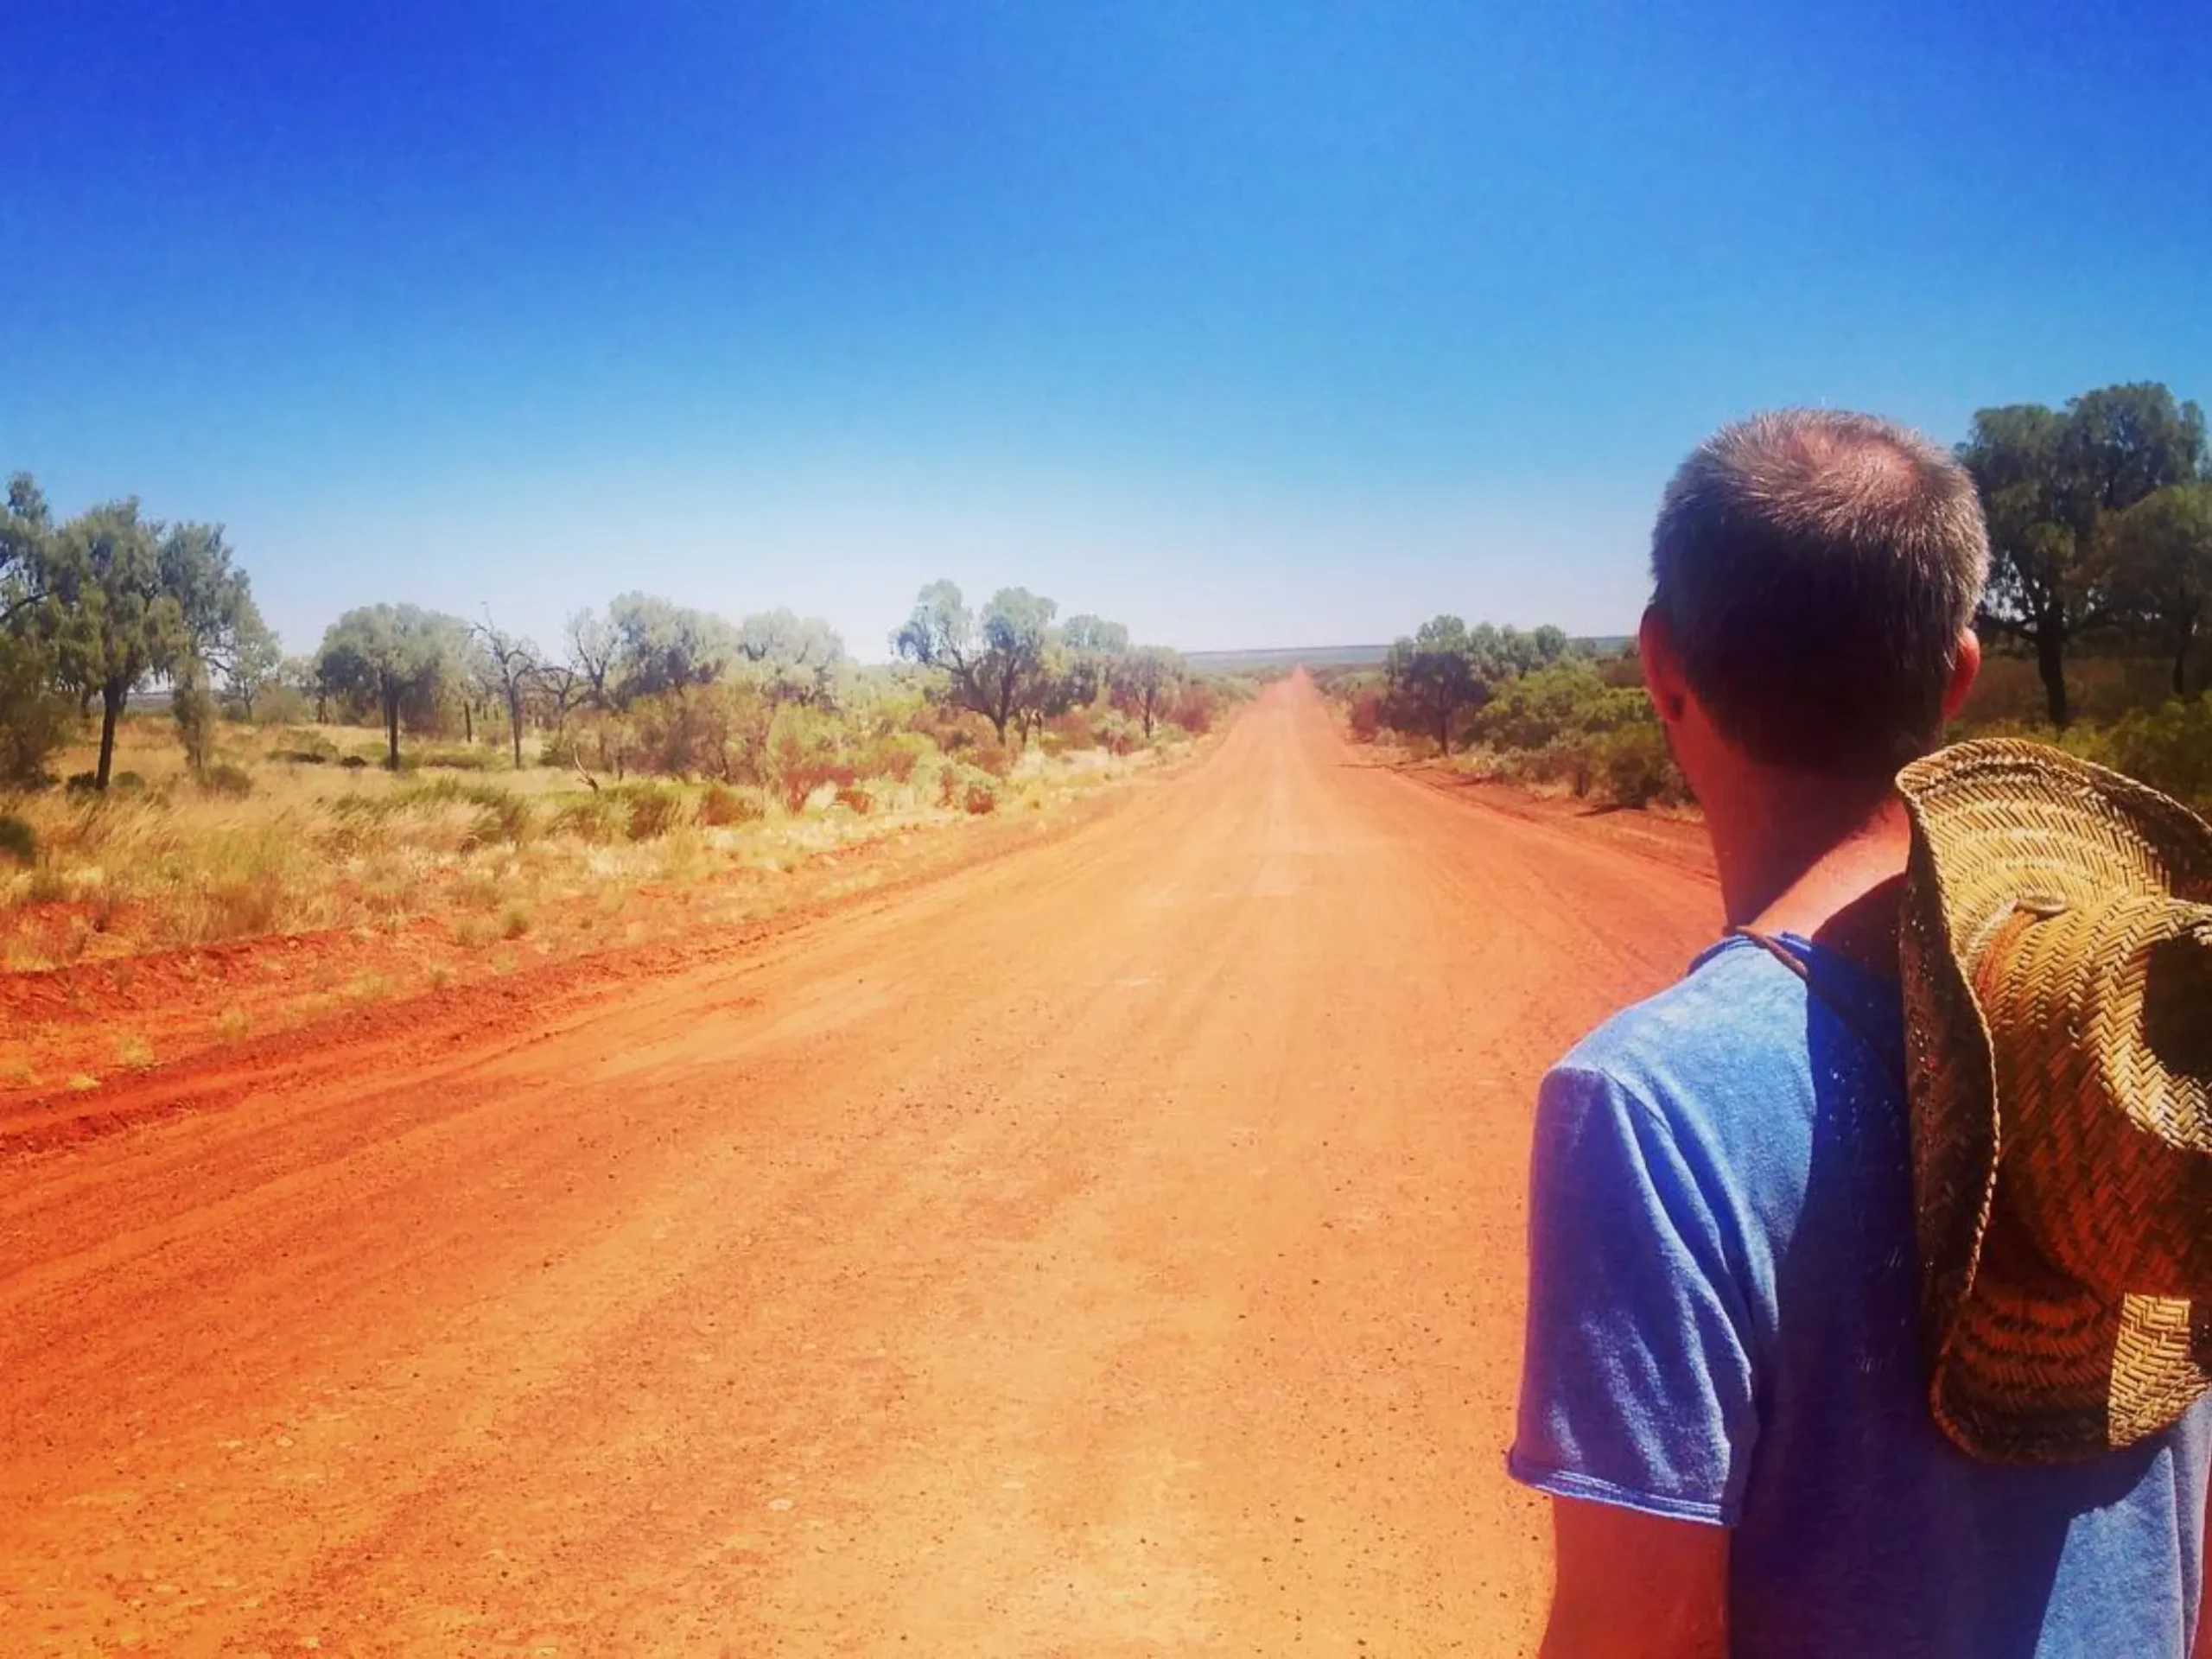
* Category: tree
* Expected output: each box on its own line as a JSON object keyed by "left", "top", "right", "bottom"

{"left": 1, "top": 473, "right": 54, "bottom": 627}
{"left": 1111, "top": 645, "right": 1183, "bottom": 738}
{"left": 1383, "top": 615, "right": 1482, "bottom": 753}
{"left": 0, "top": 474, "right": 70, "bottom": 781}
{"left": 892, "top": 581, "right": 1060, "bottom": 744}
{"left": 280, "top": 653, "right": 329, "bottom": 722}
{"left": 1061, "top": 613, "right": 1130, "bottom": 706}
{"left": 535, "top": 661, "right": 591, "bottom": 735}
{"left": 316, "top": 604, "right": 461, "bottom": 768}
{"left": 2103, "top": 483, "right": 2212, "bottom": 697}
{"left": 564, "top": 607, "right": 619, "bottom": 708}
{"left": 40, "top": 503, "right": 259, "bottom": 787}
{"left": 467, "top": 612, "right": 543, "bottom": 767}
{"left": 1961, "top": 404, "right": 2079, "bottom": 725}
{"left": 1963, "top": 385, "right": 2204, "bottom": 725}
{"left": 219, "top": 613, "right": 284, "bottom": 720}
{"left": 734, "top": 609, "right": 846, "bottom": 707}
{"left": 607, "top": 593, "right": 734, "bottom": 701}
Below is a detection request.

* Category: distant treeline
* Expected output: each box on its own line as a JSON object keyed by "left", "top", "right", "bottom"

{"left": 1323, "top": 622, "right": 1684, "bottom": 808}
{"left": 0, "top": 474, "right": 1229, "bottom": 791}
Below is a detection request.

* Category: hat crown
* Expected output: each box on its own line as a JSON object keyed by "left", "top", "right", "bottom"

{"left": 1976, "top": 897, "right": 2212, "bottom": 1300}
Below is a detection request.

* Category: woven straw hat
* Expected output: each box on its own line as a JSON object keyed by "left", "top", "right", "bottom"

{"left": 1897, "top": 736, "right": 2212, "bottom": 1463}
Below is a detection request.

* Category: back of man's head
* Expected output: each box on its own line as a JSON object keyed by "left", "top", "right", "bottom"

{"left": 1650, "top": 410, "right": 1990, "bottom": 778}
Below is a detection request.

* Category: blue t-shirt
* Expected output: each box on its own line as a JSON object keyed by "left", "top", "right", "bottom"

{"left": 1512, "top": 933, "right": 2212, "bottom": 1658}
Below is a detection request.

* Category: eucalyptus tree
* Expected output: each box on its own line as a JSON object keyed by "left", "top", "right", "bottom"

{"left": 1383, "top": 614, "right": 1482, "bottom": 753}
{"left": 317, "top": 603, "right": 465, "bottom": 769}
{"left": 1962, "top": 384, "right": 2204, "bottom": 725}
{"left": 467, "top": 611, "right": 543, "bottom": 766}
{"left": 734, "top": 608, "right": 846, "bottom": 707}
{"left": 893, "top": 581, "right": 1060, "bottom": 745}
{"left": 41, "top": 502, "right": 260, "bottom": 786}
{"left": 0, "top": 474, "right": 68, "bottom": 779}
{"left": 2103, "top": 482, "right": 2212, "bottom": 696}
{"left": 1112, "top": 645, "right": 1184, "bottom": 739}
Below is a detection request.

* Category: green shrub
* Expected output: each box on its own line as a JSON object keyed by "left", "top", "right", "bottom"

{"left": 609, "top": 781, "right": 687, "bottom": 840}
{"left": 550, "top": 794, "right": 620, "bottom": 844}
{"left": 0, "top": 815, "right": 34, "bottom": 866}
{"left": 1597, "top": 726, "right": 1681, "bottom": 809}
{"left": 349, "top": 775, "right": 533, "bottom": 844}
{"left": 765, "top": 704, "right": 857, "bottom": 811}
{"left": 0, "top": 642, "right": 73, "bottom": 784}
{"left": 2058, "top": 696, "right": 2212, "bottom": 810}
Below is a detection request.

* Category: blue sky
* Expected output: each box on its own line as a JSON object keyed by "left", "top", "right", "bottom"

{"left": 4, "top": 1, "right": 2209, "bottom": 658}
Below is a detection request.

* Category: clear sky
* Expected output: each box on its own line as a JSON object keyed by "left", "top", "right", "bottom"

{"left": 4, "top": 2, "right": 2209, "bottom": 660}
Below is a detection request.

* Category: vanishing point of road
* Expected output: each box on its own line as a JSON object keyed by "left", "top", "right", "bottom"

{"left": 1, "top": 677, "right": 1715, "bottom": 1656}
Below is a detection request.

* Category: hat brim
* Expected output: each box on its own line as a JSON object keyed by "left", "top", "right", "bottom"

{"left": 1897, "top": 738, "right": 2212, "bottom": 1463}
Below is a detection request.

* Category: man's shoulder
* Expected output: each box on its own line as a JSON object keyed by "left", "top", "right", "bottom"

{"left": 1548, "top": 938, "right": 1822, "bottom": 1142}
{"left": 1559, "top": 937, "right": 1814, "bottom": 1082}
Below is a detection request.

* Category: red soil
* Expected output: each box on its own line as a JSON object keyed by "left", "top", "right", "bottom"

{"left": 0, "top": 676, "right": 1718, "bottom": 1654}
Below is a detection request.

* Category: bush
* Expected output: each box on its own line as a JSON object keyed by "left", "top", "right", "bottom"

{"left": 0, "top": 639, "right": 74, "bottom": 784}
{"left": 351, "top": 776, "right": 533, "bottom": 845}
{"left": 938, "top": 764, "right": 1000, "bottom": 815}
{"left": 609, "top": 781, "right": 687, "bottom": 841}
{"left": 174, "top": 671, "right": 219, "bottom": 778}
{"left": 857, "top": 729, "right": 933, "bottom": 783}
{"left": 201, "top": 763, "right": 255, "bottom": 799}
{"left": 1037, "top": 712, "right": 1101, "bottom": 757}
{"left": 2058, "top": 696, "right": 2212, "bottom": 810}
{"left": 415, "top": 745, "right": 494, "bottom": 772}
{"left": 699, "top": 781, "right": 769, "bottom": 826}
{"left": 550, "top": 794, "right": 621, "bottom": 844}
{"left": 1345, "top": 685, "right": 1386, "bottom": 742}
{"left": 765, "top": 704, "right": 856, "bottom": 811}
{"left": 0, "top": 815, "right": 34, "bottom": 866}
{"left": 1597, "top": 726, "right": 1681, "bottom": 809}
{"left": 968, "top": 737, "right": 1016, "bottom": 779}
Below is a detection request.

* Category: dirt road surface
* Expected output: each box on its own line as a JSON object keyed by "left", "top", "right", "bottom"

{"left": 1, "top": 677, "right": 1716, "bottom": 1656}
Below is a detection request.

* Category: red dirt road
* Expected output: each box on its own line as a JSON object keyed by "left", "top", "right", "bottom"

{"left": 1, "top": 678, "right": 1716, "bottom": 1656}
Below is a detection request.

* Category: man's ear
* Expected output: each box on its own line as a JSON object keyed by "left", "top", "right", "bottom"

{"left": 1942, "top": 627, "right": 1982, "bottom": 722}
{"left": 1639, "top": 605, "right": 1688, "bottom": 726}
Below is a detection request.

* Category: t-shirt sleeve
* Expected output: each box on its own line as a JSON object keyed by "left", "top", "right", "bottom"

{"left": 1508, "top": 1062, "right": 1760, "bottom": 1525}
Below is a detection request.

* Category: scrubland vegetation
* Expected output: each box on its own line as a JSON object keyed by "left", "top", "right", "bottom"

{"left": 0, "top": 482, "right": 1237, "bottom": 970}
{"left": 1333, "top": 381, "right": 2212, "bottom": 815}
{"left": 1322, "top": 631, "right": 1688, "bottom": 810}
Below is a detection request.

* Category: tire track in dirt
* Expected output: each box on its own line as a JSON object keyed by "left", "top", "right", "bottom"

{"left": 0, "top": 674, "right": 1717, "bottom": 1656}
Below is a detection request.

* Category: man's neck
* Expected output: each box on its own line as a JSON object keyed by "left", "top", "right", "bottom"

{"left": 1707, "top": 772, "right": 1913, "bottom": 973}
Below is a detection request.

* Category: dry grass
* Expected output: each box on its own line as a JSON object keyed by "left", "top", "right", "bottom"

{"left": 2, "top": 715, "right": 1178, "bottom": 971}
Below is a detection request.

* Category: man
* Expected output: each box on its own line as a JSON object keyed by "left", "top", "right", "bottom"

{"left": 1511, "top": 409, "right": 2212, "bottom": 1656}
